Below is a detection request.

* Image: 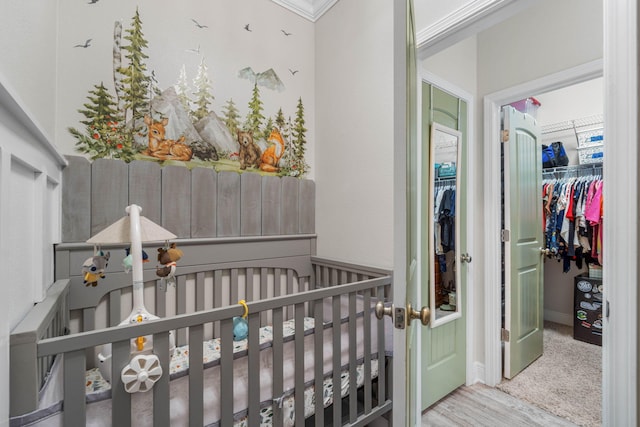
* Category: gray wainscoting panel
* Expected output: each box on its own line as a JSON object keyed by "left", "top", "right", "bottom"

{"left": 299, "top": 179, "right": 315, "bottom": 234}
{"left": 161, "top": 165, "right": 191, "bottom": 238}
{"left": 61, "top": 158, "right": 315, "bottom": 242}
{"left": 241, "top": 172, "right": 262, "bottom": 236}
{"left": 91, "top": 159, "right": 129, "bottom": 237}
{"left": 128, "top": 161, "right": 162, "bottom": 225}
{"left": 62, "top": 156, "right": 91, "bottom": 242}
{"left": 191, "top": 167, "right": 217, "bottom": 238}
{"left": 261, "top": 175, "right": 281, "bottom": 235}
{"left": 217, "top": 171, "right": 241, "bottom": 237}
{"left": 281, "top": 176, "right": 299, "bottom": 235}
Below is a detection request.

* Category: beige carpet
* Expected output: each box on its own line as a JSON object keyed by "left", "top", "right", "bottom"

{"left": 497, "top": 321, "right": 601, "bottom": 427}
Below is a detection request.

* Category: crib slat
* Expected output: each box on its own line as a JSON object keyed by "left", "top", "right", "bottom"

{"left": 313, "top": 298, "right": 324, "bottom": 426}
{"left": 348, "top": 292, "right": 357, "bottom": 422}
{"left": 260, "top": 268, "right": 268, "bottom": 325}
{"left": 363, "top": 289, "right": 372, "bottom": 413}
{"left": 246, "top": 267, "right": 254, "bottom": 301}
{"left": 294, "top": 302, "right": 305, "bottom": 426}
{"left": 82, "top": 307, "right": 95, "bottom": 332}
{"left": 188, "top": 324, "right": 204, "bottom": 427}
{"left": 109, "top": 290, "right": 122, "bottom": 327}
{"left": 111, "top": 339, "right": 131, "bottom": 427}
{"left": 196, "top": 272, "right": 205, "bottom": 312}
{"left": 231, "top": 268, "right": 239, "bottom": 304}
{"left": 156, "top": 279, "right": 167, "bottom": 317}
{"left": 377, "top": 286, "right": 386, "bottom": 404}
{"left": 153, "top": 331, "right": 171, "bottom": 426}
{"left": 247, "top": 312, "right": 260, "bottom": 424}
{"left": 63, "top": 349, "right": 86, "bottom": 426}
{"left": 272, "top": 308, "right": 284, "bottom": 427}
{"left": 332, "top": 295, "right": 342, "bottom": 424}
{"left": 214, "top": 271, "right": 222, "bottom": 337}
{"left": 220, "top": 317, "right": 234, "bottom": 426}
{"left": 177, "top": 275, "right": 187, "bottom": 346}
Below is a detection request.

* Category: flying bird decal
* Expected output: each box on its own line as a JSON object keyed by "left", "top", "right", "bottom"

{"left": 74, "top": 39, "right": 92, "bottom": 48}
{"left": 191, "top": 19, "right": 208, "bottom": 29}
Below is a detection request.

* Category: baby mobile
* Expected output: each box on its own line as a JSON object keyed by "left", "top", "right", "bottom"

{"left": 85, "top": 204, "right": 179, "bottom": 393}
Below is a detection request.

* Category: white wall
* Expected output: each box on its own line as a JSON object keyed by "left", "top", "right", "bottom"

{"left": 0, "top": 0, "right": 57, "bottom": 141}
{"left": 314, "top": 0, "right": 395, "bottom": 268}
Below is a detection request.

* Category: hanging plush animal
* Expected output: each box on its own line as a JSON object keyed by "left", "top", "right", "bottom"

{"left": 156, "top": 243, "right": 183, "bottom": 283}
{"left": 233, "top": 300, "right": 249, "bottom": 341}
{"left": 82, "top": 251, "right": 110, "bottom": 287}
{"left": 122, "top": 247, "right": 149, "bottom": 273}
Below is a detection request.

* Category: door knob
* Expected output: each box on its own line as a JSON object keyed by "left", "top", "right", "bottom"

{"left": 375, "top": 301, "right": 393, "bottom": 320}
{"left": 460, "top": 253, "right": 472, "bottom": 263}
{"left": 407, "top": 303, "right": 430, "bottom": 326}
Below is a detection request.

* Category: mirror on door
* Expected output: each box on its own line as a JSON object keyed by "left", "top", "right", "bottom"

{"left": 429, "top": 123, "right": 462, "bottom": 326}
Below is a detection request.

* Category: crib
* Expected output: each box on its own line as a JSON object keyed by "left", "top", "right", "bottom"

{"left": 10, "top": 235, "right": 393, "bottom": 426}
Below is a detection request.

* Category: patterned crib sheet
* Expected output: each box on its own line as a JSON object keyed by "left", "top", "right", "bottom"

{"left": 85, "top": 317, "right": 316, "bottom": 395}
{"left": 83, "top": 316, "right": 380, "bottom": 426}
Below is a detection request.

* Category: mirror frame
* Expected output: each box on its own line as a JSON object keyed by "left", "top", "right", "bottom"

{"left": 429, "top": 122, "right": 463, "bottom": 327}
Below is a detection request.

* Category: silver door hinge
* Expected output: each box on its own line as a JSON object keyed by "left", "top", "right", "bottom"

{"left": 501, "top": 130, "right": 510, "bottom": 142}
{"left": 501, "top": 229, "right": 510, "bottom": 242}
{"left": 501, "top": 328, "right": 510, "bottom": 342}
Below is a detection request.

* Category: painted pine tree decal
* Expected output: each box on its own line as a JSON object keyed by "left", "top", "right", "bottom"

{"left": 245, "top": 83, "right": 265, "bottom": 137}
{"left": 222, "top": 98, "right": 241, "bottom": 138}
{"left": 176, "top": 65, "right": 191, "bottom": 114}
{"left": 68, "top": 82, "right": 136, "bottom": 161}
{"left": 290, "top": 97, "right": 309, "bottom": 175}
{"left": 119, "top": 7, "right": 151, "bottom": 133}
{"left": 192, "top": 57, "right": 214, "bottom": 121}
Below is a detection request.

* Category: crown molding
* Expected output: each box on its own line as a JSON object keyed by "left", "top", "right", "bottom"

{"left": 416, "top": 0, "right": 536, "bottom": 58}
{"left": 270, "top": 0, "right": 339, "bottom": 22}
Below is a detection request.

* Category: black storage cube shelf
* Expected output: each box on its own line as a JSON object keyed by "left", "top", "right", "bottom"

{"left": 574, "top": 273, "right": 603, "bottom": 346}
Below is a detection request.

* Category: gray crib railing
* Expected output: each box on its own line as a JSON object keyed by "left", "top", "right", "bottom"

{"left": 10, "top": 279, "right": 70, "bottom": 417}
{"left": 34, "top": 274, "right": 391, "bottom": 427}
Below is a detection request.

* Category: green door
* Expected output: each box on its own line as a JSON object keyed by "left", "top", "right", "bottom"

{"left": 502, "top": 105, "right": 544, "bottom": 378}
{"left": 420, "top": 82, "right": 468, "bottom": 409}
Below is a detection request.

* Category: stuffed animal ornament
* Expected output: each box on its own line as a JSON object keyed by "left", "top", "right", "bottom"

{"left": 156, "top": 242, "right": 183, "bottom": 288}
{"left": 82, "top": 249, "right": 110, "bottom": 287}
{"left": 233, "top": 300, "right": 249, "bottom": 341}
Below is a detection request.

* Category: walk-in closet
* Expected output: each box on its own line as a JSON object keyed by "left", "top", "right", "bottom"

{"left": 498, "top": 77, "right": 603, "bottom": 427}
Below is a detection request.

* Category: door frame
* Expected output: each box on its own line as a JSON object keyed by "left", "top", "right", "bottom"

{"left": 419, "top": 70, "right": 476, "bottom": 390}
{"left": 415, "top": 1, "right": 638, "bottom": 426}
{"left": 483, "top": 59, "right": 603, "bottom": 388}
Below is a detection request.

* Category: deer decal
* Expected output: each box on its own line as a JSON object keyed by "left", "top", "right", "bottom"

{"left": 143, "top": 115, "right": 193, "bottom": 161}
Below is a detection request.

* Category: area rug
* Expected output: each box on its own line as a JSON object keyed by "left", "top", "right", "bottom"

{"left": 496, "top": 321, "right": 601, "bottom": 427}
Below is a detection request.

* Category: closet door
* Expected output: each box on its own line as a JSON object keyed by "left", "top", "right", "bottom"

{"left": 420, "top": 81, "right": 469, "bottom": 408}
{"left": 503, "top": 105, "right": 544, "bottom": 378}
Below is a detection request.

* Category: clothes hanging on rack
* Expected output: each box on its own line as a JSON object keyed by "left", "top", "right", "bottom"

{"left": 542, "top": 165, "right": 603, "bottom": 272}
{"left": 434, "top": 181, "right": 456, "bottom": 255}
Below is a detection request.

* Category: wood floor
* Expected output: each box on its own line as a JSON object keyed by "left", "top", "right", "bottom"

{"left": 421, "top": 384, "right": 579, "bottom": 427}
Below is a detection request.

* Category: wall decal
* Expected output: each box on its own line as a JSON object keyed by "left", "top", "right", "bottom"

{"left": 68, "top": 6, "right": 309, "bottom": 178}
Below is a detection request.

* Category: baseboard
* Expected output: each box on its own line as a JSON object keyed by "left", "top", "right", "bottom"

{"left": 544, "top": 309, "right": 573, "bottom": 326}
{"left": 468, "top": 361, "right": 486, "bottom": 385}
